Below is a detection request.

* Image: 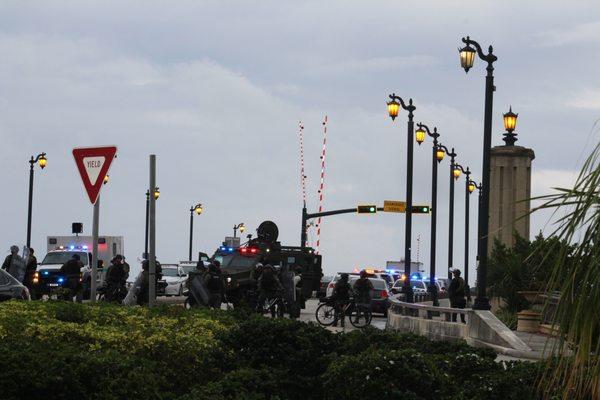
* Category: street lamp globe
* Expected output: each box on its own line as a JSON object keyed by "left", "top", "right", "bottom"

{"left": 154, "top": 188, "right": 160, "bottom": 200}
{"left": 503, "top": 106, "right": 518, "bottom": 133}
{"left": 459, "top": 43, "right": 476, "bottom": 73}
{"left": 453, "top": 167, "right": 462, "bottom": 179}
{"left": 468, "top": 181, "right": 476, "bottom": 193}
{"left": 239, "top": 224, "right": 245, "bottom": 233}
{"left": 387, "top": 99, "right": 400, "bottom": 121}
{"left": 38, "top": 154, "right": 47, "bottom": 169}
{"left": 415, "top": 127, "right": 426, "bottom": 145}
{"left": 194, "top": 204, "right": 203, "bottom": 215}
{"left": 436, "top": 148, "right": 445, "bottom": 162}
{"left": 103, "top": 174, "right": 109, "bottom": 185}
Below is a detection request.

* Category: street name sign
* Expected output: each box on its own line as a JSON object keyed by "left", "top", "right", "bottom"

{"left": 383, "top": 200, "right": 406, "bottom": 213}
{"left": 72, "top": 146, "right": 117, "bottom": 204}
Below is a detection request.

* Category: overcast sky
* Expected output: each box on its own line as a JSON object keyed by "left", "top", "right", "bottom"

{"left": 1, "top": 1, "right": 599, "bottom": 278}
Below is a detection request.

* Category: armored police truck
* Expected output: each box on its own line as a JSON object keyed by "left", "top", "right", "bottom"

{"left": 212, "top": 221, "right": 322, "bottom": 310}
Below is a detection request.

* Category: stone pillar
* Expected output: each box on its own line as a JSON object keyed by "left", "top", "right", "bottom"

{"left": 488, "top": 145, "right": 535, "bottom": 252}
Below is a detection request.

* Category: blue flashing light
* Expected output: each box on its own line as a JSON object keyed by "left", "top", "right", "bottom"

{"left": 228, "top": 247, "right": 233, "bottom": 252}
{"left": 43, "top": 271, "right": 49, "bottom": 275}
{"left": 410, "top": 274, "right": 420, "bottom": 280}
{"left": 57, "top": 277, "right": 64, "bottom": 283}
{"left": 69, "top": 245, "right": 75, "bottom": 250}
{"left": 82, "top": 245, "right": 88, "bottom": 250}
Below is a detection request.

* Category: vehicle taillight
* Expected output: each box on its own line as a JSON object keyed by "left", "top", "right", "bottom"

{"left": 380, "top": 290, "right": 388, "bottom": 298}
{"left": 328, "top": 282, "right": 334, "bottom": 289}
{"left": 33, "top": 272, "right": 39, "bottom": 284}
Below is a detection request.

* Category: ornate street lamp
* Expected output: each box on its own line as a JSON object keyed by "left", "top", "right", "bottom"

{"left": 415, "top": 122, "right": 442, "bottom": 306}
{"left": 502, "top": 106, "right": 519, "bottom": 145}
{"left": 233, "top": 223, "right": 245, "bottom": 238}
{"left": 26, "top": 152, "right": 47, "bottom": 249}
{"left": 189, "top": 203, "right": 203, "bottom": 261}
{"left": 387, "top": 93, "right": 417, "bottom": 303}
{"left": 437, "top": 144, "right": 459, "bottom": 279}
{"left": 458, "top": 35, "right": 497, "bottom": 310}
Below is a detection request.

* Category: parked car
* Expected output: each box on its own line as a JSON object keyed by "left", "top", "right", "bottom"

{"left": 161, "top": 265, "right": 188, "bottom": 296}
{"left": 0, "top": 269, "right": 30, "bottom": 301}
{"left": 325, "top": 274, "right": 390, "bottom": 316}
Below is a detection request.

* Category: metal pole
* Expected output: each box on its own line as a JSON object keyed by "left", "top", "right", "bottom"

{"left": 188, "top": 209, "right": 194, "bottom": 261}
{"left": 148, "top": 155, "right": 156, "bottom": 307}
{"left": 26, "top": 161, "right": 35, "bottom": 249}
{"left": 90, "top": 197, "right": 100, "bottom": 302}
{"left": 448, "top": 151, "right": 455, "bottom": 279}
{"left": 301, "top": 204, "right": 308, "bottom": 249}
{"left": 404, "top": 102, "right": 415, "bottom": 303}
{"left": 464, "top": 176, "right": 470, "bottom": 292}
{"left": 233, "top": 226, "right": 237, "bottom": 238}
{"left": 429, "top": 142, "right": 439, "bottom": 306}
{"left": 144, "top": 191, "right": 149, "bottom": 258}
{"left": 474, "top": 54, "right": 495, "bottom": 310}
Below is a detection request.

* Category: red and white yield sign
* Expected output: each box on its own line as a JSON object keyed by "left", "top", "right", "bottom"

{"left": 72, "top": 146, "right": 117, "bottom": 204}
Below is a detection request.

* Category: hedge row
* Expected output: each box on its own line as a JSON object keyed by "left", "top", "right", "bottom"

{"left": 0, "top": 301, "right": 545, "bottom": 400}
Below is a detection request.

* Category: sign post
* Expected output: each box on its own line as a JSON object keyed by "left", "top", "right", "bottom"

{"left": 72, "top": 146, "right": 117, "bottom": 302}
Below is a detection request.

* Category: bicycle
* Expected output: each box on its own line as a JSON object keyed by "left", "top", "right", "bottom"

{"left": 258, "top": 294, "right": 284, "bottom": 318}
{"left": 315, "top": 297, "right": 372, "bottom": 328}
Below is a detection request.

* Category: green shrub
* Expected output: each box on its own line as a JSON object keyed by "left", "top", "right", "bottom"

{"left": 0, "top": 300, "right": 549, "bottom": 400}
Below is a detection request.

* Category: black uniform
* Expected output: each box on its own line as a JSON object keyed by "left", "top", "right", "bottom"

{"left": 204, "top": 267, "right": 224, "bottom": 309}
{"left": 448, "top": 275, "right": 467, "bottom": 323}
{"left": 332, "top": 277, "right": 351, "bottom": 327}
{"left": 105, "top": 261, "right": 127, "bottom": 302}
{"left": 60, "top": 258, "right": 83, "bottom": 302}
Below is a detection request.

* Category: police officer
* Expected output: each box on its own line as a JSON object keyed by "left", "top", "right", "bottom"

{"left": 203, "top": 261, "right": 224, "bottom": 309}
{"left": 331, "top": 273, "right": 351, "bottom": 327}
{"left": 257, "top": 264, "right": 284, "bottom": 317}
{"left": 60, "top": 254, "right": 83, "bottom": 302}
{"left": 24, "top": 248, "right": 38, "bottom": 298}
{"left": 105, "top": 255, "right": 126, "bottom": 302}
{"left": 353, "top": 270, "right": 374, "bottom": 322}
{"left": 448, "top": 269, "right": 467, "bottom": 323}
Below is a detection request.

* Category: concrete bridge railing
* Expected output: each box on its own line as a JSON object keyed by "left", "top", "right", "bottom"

{"left": 387, "top": 298, "right": 537, "bottom": 358}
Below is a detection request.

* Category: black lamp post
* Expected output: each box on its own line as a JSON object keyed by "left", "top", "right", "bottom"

{"left": 387, "top": 93, "right": 416, "bottom": 303}
{"left": 463, "top": 176, "right": 477, "bottom": 293}
{"left": 459, "top": 35, "right": 497, "bottom": 310}
{"left": 189, "top": 204, "right": 203, "bottom": 261}
{"left": 454, "top": 165, "right": 473, "bottom": 286}
{"left": 26, "top": 153, "right": 47, "bottom": 249}
{"left": 145, "top": 187, "right": 159, "bottom": 258}
{"left": 437, "top": 145, "right": 461, "bottom": 279}
{"left": 233, "top": 223, "right": 245, "bottom": 238}
{"left": 415, "top": 123, "right": 443, "bottom": 306}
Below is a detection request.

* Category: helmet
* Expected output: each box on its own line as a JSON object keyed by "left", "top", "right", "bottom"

{"left": 340, "top": 273, "right": 349, "bottom": 281}
{"left": 255, "top": 263, "right": 264, "bottom": 269}
{"left": 359, "top": 270, "right": 367, "bottom": 279}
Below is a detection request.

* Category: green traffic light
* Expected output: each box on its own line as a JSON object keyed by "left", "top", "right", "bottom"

{"left": 369, "top": 207, "right": 376, "bottom": 213}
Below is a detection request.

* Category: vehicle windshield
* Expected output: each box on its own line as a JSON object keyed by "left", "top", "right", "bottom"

{"left": 370, "top": 279, "right": 388, "bottom": 290}
{"left": 410, "top": 280, "right": 427, "bottom": 290}
{"left": 180, "top": 264, "right": 197, "bottom": 274}
{"left": 221, "top": 254, "right": 258, "bottom": 272}
{"left": 162, "top": 268, "right": 179, "bottom": 277}
{"left": 213, "top": 254, "right": 236, "bottom": 268}
{"left": 41, "top": 251, "right": 88, "bottom": 266}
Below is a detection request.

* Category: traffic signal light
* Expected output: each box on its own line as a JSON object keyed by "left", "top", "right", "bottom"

{"left": 357, "top": 205, "right": 377, "bottom": 214}
{"left": 411, "top": 205, "right": 431, "bottom": 214}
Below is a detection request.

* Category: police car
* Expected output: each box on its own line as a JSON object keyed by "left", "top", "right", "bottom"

{"left": 33, "top": 246, "right": 94, "bottom": 295}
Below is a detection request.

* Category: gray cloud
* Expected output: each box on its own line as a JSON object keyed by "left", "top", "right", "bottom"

{"left": 1, "top": 1, "right": 599, "bottom": 280}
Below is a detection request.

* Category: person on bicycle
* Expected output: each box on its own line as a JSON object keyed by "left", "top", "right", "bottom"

{"left": 331, "top": 273, "right": 351, "bottom": 327}
{"left": 257, "top": 264, "right": 283, "bottom": 316}
{"left": 353, "top": 270, "right": 374, "bottom": 322}
{"left": 105, "top": 255, "right": 127, "bottom": 302}
{"left": 203, "top": 261, "right": 224, "bottom": 309}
